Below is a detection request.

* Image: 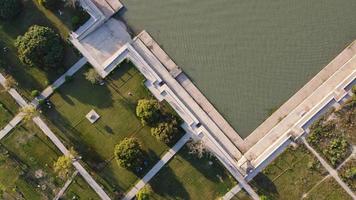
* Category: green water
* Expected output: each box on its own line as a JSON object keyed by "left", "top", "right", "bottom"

{"left": 120, "top": 0, "right": 356, "bottom": 138}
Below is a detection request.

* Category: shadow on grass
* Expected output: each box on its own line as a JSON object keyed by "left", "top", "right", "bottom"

{"left": 251, "top": 173, "right": 278, "bottom": 198}
{"left": 149, "top": 165, "right": 190, "bottom": 200}
{"left": 56, "top": 67, "right": 114, "bottom": 108}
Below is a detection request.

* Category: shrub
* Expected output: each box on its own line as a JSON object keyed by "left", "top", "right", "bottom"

{"left": 151, "top": 119, "right": 180, "bottom": 144}
{"left": 322, "top": 137, "right": 349, "bottom": 167}
{"left": 53, "top": 155, "right": 72, "bottom": 178}
{"left": 31, "top": 90, "right": 40, "bottom": 97}
{"left": 136, "top": 99, "right": 161, "bottom": 126}
{"left": 136, "top": 185, "right": 152, "bottom": 200}
{"left": 114, "top": 138, "right": 144, "bottom": 170}
{"left": 38, "top": 0, "right": 60, "bottom": 10}
{"left": 15, "top": 25, "right": 64, "bottom": 69}
{"left": 0, "top": 0, "right": 22, "bottom": 20}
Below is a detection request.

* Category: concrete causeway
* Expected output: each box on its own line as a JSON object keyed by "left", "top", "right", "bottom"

{"left": 70, "top": 0, "right": 356, "bottom": 199}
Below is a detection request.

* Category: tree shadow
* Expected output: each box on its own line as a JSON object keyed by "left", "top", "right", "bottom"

{"left": 251, "top": 173, "right": 278, "bottom": 197}
{"left": 149, "top": 165, "right": 190, "bottom": 200}
{"left": 56, "top": 67, "right": 114, "bottom": 108}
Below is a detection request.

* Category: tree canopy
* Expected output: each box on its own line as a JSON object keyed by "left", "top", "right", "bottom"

{"left": 0, "top": 0, "right": 22, "bottom": 20}
{"left": 84, "top": 68, "right": 101, "bottom": 84}
{"left": 53, "top": 155, "right": 72, "bottom": 178}
{"left": 15, "top": 25, "right": 64, "bottom": 69}
{"left": 114, "top": 137, "right": 144, "bottom": 170}
{"left": 136, "top": 185, "right": 152, "bottom": 200}
{"left": 136, "top": 99, "right": 161, "bottom": 126}
{"left": 151, "top": 119, "right": 180, "bottom": 144}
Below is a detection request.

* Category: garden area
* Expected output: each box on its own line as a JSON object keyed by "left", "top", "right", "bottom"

{"left": 304, "top": 177, "right": 352, "bottom": 200}
{"left": 0, "top": 122, "right": 64, "bottom": 199}
{"left": 339, "top": 158, "right": 356, "bottom": 193}
{"left": 42, "top": 62, "right": 181, "bottom": 198}
{"left": 307, "top": 86, "right": 355, "bottom": 167}
{"left": 0, "top": 85, "right": 18, "bottom": 129}
{"left": 236, "top": 145, "right": 328, "bottom": 200}
{"left": 143, "top": 145, "right": 236, "bottom": 200}
{"left": 0, "top": 0, "right": 85, "bottom": 99}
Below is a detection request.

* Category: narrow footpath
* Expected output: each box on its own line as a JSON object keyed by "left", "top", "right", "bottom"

{"left": 122, "top": 132, "right": 191, "bottom": 200}
{"left": 302, "top": 137, "right": 356, "bottom": 199}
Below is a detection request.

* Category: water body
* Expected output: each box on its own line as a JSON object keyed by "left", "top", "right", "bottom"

{"left": 120, "top": 0, "right": 356, "bottom": 138}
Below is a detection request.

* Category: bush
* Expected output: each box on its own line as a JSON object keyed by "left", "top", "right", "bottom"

{"left": 84, "top": 68, "right": 101, "bottom": 84}
{"left": 136, "top": 99, "right": 161, "bottom": 126}
{"left": 31, "top": 90, "right": 40, "bottom": 97}
{"left": 0, "top": 0, "right": 22, "bottom": 20}
{"left": 38, "top": 0, "right": 60, "bottom": 10}
{"left": 151, "top": 119, "right": 180, "bottom": 144}
{"left": 322, "top": 137, "right": 349, "bottom": 167}
{"left": 114, "top": 138, "right": 144, "bottom": 170}
{"left": 136, "top": 185, "right": 152, "bottom": 200}
{"left": 15, "top": 25, "right": 64, "bottom": 69}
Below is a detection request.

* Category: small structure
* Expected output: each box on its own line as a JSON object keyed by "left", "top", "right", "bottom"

{"left": 86, "top": 109, "right": 100, "bottom": 123}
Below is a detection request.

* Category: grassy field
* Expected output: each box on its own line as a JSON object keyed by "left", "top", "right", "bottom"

{"left": 0, "top": 86, "right": 19, "bottom": 129}
{"left": 148, "top": 146, "right": 236, "bottom": 200}
{"left": 0, "top": 122, "right": 64, "bottom": 199}
{"left": 43, "top": 63, "right": 171, "bottom": 198}
{"left": 0, "top": 0, "right": 80, "bottom": 98}
{"left": 62, "top": 175, "right": 100, "bottom": 200}
{"left": 243, "top": 144, "right": 327, "bottom": 200}
{"left": 305, "top": 177, "right": 352, "bottom": 200}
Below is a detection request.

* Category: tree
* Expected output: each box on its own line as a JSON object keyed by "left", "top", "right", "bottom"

{"left": 114, "top": 137, "right": 144, "bottom": 170}
{"left": 136, "top": 185, "right": 152, "bottom": 200}
{"left": 84, "top": 68, "right": 101, "bottom": 84}
{"left": 187, "top": 140, "right": 208, "bottom": 159}
{"left": 151, "top": 119, "right": 180, "bottom": 144}
{"left": 54, "top": 155, "right": 72, "bottom": 178}
{"left": 136, "top": 99, "right": 161, "bottom": 126}
{"left": 0, "top": 0, "right": 22, "bottom": 20}
{"left": 53, "top": 147, "right": 76, "bottom": 178}
{"left": 15, "top": 25, "right": 64, "bottom": 69}
{"left": 20, "top": 105, "right": 36, "bottom": 122}
{"left": 3, "top": 75, "right": 17, "bottom": 91}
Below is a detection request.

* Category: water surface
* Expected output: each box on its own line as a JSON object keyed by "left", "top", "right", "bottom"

{"left": 121, "top": 0, "right": 356, "bottom": 138}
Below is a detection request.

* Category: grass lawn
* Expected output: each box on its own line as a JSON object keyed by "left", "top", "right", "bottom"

{"left": 305, "top": 177, "right": 352, "bottom": 200}
{"left": 248, "top": 144, "right": 327, "bottom": 200}
{"left": 0, "top": 86, "right": 18, "bottom": 129}
{"left": 43, "top": 63, "right": 171, "bottom": 198}
{"left": 148, "top": 146, "right": 236, "bottom": 200}
{"left": 0, "top": 122, "right": 64, "bottom": 199}
{"left": 0, "top": 0, "right": 80, "bottom": 98}
{"left": 62, "top": 175, "right": 100, "bottom": 200}
{"left": 231, "top": 189, "right": 252, "bottom": 200}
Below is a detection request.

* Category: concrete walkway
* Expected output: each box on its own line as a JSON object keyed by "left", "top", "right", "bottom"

{"left": 0, "top": 73, "right": 28, "bottom": 107}
{"left": 34, "top": 57, "right": 87, "bottom": 105}
{"left": 32, "top": 116, "right": 111, "bottom": 200}
{"left": 53, "top": 170, "right": 78, "bottom": 200}
{"left": 0, "top": 113, "right": 24, "bottom": 140}
{"left": 122, "top": 132, "right": 191, "bottom": 200}
{"left": 302, "top": 137, "right": 356, "bottom": 199}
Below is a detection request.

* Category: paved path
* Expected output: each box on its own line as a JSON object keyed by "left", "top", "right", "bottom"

{"left": 302, "top": 137, "right": 356, "bottom": 199}
{"left": 0, "top": 113, "right": 24, "bottom": 140}
{"left": 32, "top": 116, "right": 111, "bottom": 200}
{"left": 34, "top": 57, "right": 87, "bottom": 105}
{"left": 0, "top": 73, "right": 28, "bottom": 107}
{"left": 122, "top": 133, "right": 191, "bottom": 200}
{"left": 53, "top": 170, "right": 78, "bottom": 200}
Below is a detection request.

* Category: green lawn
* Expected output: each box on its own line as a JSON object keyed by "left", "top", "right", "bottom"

{"left": 305, "top": 177, "right": 352, "bottom": 200}
{"left": 0, "top": 86, "right": 18, "bottom": 129}
{"left": 0, "top": 0, "right": 80, "bottom": 98}
{"left": 148, "top": 146, "right": 236, "bottom": 200}
{"left": 246, "top": 145, "right": 327, "bottom": 200}
{"left": 62, "top": 175, "right": 100, "bottom": 200}
{"left": 43, "top": 63, "right": 170, "bottom": 198}
{"left": 0, "top": 122, "right": 64, "bottom": 199}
